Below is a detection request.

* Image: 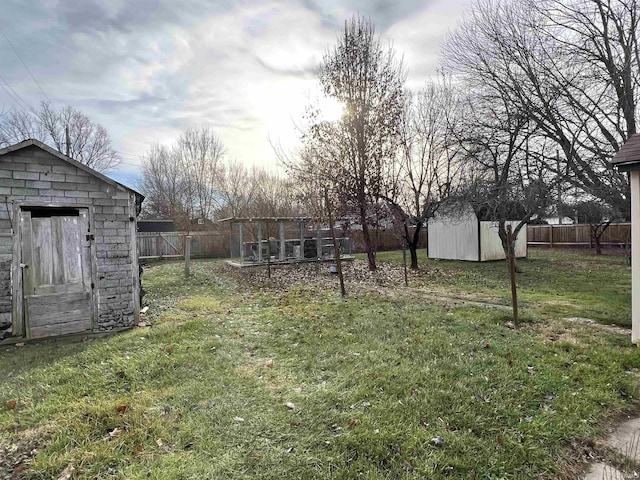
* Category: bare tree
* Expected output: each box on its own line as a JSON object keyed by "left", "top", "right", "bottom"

{"left": 442, "top": 0, "right": 638, "bottom": 218}
{"left": 572, "top": 200, "right": 620, "bottom": 254}
{"left": 0, "top": 102, "right": 120, "bottom": 171}
{"left": 383, "top": 81, "right": 463, "bottom": 269}
{"left": 138, "top": 144, "right": 189, "bottom": 225}
{"left": 451, "top": 92, "right": 554, "bottom": 325}
{"left": 174, "top": 126, "right": 225, "bottom": 221}
{"left": 138, "top": 126, "right": 224, "bottom": 228}
{"left": 306, "top": 15, "right": 406, "bottom": 271}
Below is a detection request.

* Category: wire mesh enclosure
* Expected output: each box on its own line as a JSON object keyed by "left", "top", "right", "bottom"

{"left": 223, "top": 217, "right": 352, "bottom": 267}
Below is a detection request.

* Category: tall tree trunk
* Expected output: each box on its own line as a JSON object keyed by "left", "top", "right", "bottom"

{"left": 360, "top": 206, "right": 376, "bottom": 271}
{"left": 325, "top": 189, "right": 346, "bottom": 296}
{"left": 407, "top": 223, "right": 422, "bottom": 269}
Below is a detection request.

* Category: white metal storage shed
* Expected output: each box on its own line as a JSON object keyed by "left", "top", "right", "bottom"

{"left": 428, "top": 206, "right": 527, "bottom": 261}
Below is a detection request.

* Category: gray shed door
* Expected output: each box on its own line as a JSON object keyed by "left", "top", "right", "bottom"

{"left": 20, "top": 208, "right": 93, "bottom": 339}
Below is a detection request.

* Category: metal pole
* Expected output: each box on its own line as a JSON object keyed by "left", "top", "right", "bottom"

{"left": 507, "top": 225, "right": 518, "bottom": 326}
{"left": 185, "top": 235, "right": 192, "bottom": 276}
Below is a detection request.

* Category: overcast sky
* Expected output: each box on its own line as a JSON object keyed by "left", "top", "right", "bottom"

{"left": 0, "top": 0, "right": 469, "bottom": 189}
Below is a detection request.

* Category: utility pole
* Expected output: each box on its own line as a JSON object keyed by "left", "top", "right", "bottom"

{"left": 556, "top": 150, "right": 562, "bottom": 225}
{"left": 65, "top": 125, "right": 70, "bottom": 157}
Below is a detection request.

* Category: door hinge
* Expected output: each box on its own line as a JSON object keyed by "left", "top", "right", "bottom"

{"left": 86, "top": 234, "right": 94, "bottom": 241}
{"left": 91, "top": 282, "right": 95, "bottom": 290}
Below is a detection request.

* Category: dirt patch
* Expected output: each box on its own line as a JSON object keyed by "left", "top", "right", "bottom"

{"left": 537, "top": 322, "right": 584, "bottom": 346}
{"left": 0, "top": 425, "right": 50, "bottom": 479}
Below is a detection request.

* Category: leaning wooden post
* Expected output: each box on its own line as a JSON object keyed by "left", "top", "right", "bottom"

{"left": 185, "top": 235, "right": 192, "bottom": 276}
{"left": 506, "top": 224, "right": 518, "bottom": 326}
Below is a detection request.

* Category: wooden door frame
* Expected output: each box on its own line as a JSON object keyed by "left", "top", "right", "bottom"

{"left": 12, "top": 202, "right": 97, "bottom": 340}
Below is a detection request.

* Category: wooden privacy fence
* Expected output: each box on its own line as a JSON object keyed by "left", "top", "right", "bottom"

{"left": 138, "top": 232, "right": 229, "bottom": 259}
{"left": 527, "top": 223, "right": 631, "bottom": 247}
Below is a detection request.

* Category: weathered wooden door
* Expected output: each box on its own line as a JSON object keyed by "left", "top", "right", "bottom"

{"left": 20, "top": 207, "right": 93, "bottom": 339}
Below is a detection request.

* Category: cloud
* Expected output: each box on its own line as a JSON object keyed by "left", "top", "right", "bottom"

{"left": 0, "top": 0, "right": 470, "bottom": 181}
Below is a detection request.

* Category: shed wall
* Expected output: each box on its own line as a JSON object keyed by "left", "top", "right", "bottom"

{"left": 428, "top": 211, "right": 479, "bottom": 261}
{"left": 0, "top": 145, "right": 139, "bottom": 341}
{"left": 479, "top": 221, "right": 528, "bottom": 261}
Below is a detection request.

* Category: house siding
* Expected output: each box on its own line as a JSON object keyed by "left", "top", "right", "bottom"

{"left": 0, "top": 144, "right": 139, "bottom": 341}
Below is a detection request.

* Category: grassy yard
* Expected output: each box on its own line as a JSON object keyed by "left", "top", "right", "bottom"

{"left": 0, "top": 250, "right": 638, "bottom": 479}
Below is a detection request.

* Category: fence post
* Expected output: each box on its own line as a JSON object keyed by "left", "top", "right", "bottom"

{"left": 549, "top": 225, "right": 553, "bottom": 248}
{"left": 185, "top": 236, "right": 192, "bottom": 275}
{"left": 156, "top": 233, "right": 163, "bottom": 258}
{"left": 299, "top": 221, "right": 305, "bottom": 259}
{"left": 257, "top": 221, "right": 263, "bottom": 262}
{"left": 279, "top": 220, "right": 285, "bottom": 261}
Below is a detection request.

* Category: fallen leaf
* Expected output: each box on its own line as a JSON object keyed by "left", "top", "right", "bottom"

{"left": 133, "top": 445, "right": 143, "bottom": 454}
{"left": 285, "top": 446, "right": 294, "bottom": 454}
{"left": 483, "top": 343, "right": 490, "bottom": 349}
{"left": 348, "top": 419, "right": 358, "bottom": 428}
{"left": 108, "top": 427, "right": 123, "bottom": 438}
{"left": 116, "top": 404, "right": 130, "bottom": 414}
{"left": 251, "top": 455, "right": 262, "bottom": 461}
{"left": 116, "top": 370, "right": 126, "bottom": 378}
{"left": 234, "top": 416, "right": 245, "bottom": 422}
{"left": 329, "top": 423, "right": 342, "bottom": 433}
{"left": 15, "top": 342, "right": 24, "bottom": 347}
{"left": 285, "top": 402, "right": 296, "bottom": 410}
{"left": 5, "top": 399, "right": 16, "bottom": 409}
{"left": 403, "top": 460, "right": 413, "bottom": 471}
{"left": 265, "top": 359, "right": 274, "bottom": 368}
{"left": 431, "top": 436, "right": 445, "bottom": 447}
{"left": 57, "top": 464, "right": 75, "bottom": 480}
{"left": 13, "top": 464, "right": 28, "bottom": 473}
{"left": 361, "top": 401, "right": 371, "bottom": 408}
{"left": 166, "top": 345, "right": 174, "bottom": 354}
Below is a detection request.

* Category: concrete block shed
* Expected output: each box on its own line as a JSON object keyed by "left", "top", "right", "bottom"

{"left": 0, "top": 139, "right": 144, "bottom": 342}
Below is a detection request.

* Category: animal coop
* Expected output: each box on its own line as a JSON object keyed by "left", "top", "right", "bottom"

{"left": 222, "top": 217, "right": 352, "bottom": 267}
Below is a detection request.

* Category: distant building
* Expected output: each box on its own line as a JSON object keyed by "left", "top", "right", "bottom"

{"left": 542, "top": 216, "right": 575, "bottom": 225}
{"left": 137, "top": 218, "right": 176, "bottom": 233}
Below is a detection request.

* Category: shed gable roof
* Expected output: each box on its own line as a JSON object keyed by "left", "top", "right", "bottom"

{"left": 0, "top": 139, "right": 144, "bottom": 201}
{"left": 611, "top": 134, "right": 640, "bottom": 170}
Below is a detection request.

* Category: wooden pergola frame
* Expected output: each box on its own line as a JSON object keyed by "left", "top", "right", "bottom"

{"left": 219, "top": 216, "right": 351, "bottom": 267}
